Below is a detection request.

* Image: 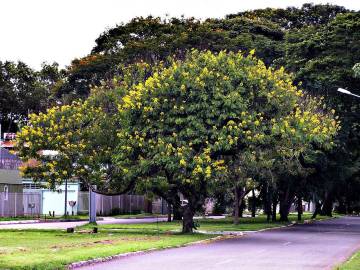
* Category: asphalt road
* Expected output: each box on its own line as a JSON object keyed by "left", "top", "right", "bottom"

{"left": 78, "top": 216, "right": 360, "bottom": 270}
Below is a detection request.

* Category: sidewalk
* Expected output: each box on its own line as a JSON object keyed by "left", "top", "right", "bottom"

{"left": 0, "top": 215, "right": 227, "bottom": 230}
{"left": 0, "top": 217, "right": 168, "bottom": 230}
{"left": 0, "top": 219, "right": 40, "bottom": 225}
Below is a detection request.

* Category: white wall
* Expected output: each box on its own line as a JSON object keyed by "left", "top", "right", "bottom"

{"left": 23, "top": 181, "right": 80, "bottom": 216}
{"left": 41, "top": 183, "right": 79, "bottom": 216}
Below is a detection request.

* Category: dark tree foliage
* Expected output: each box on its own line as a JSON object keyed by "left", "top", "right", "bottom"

{"left": 0, "top": 61, "right": 62, "bottom": 133}
{"left": 56, "top": 4, "right": 351, "bottom": 100}
{"left": 57, "top": 16, "right": 284, "bottom": 99}
{"left": 227, "top": 3, "right": 349, "bottom": 29}
{"left": 284, "top": 13, "right": 360, "bottom": 96}
{"left": 283, "top": 12, "right": 360, "bottom": 216}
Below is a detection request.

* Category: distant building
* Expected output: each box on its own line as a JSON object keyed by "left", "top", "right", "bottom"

{"left": 23, "top": 179, "right": 80, "bottom": 216}
{"left": 0, "top": 148, "right": 24, "bottom": 216}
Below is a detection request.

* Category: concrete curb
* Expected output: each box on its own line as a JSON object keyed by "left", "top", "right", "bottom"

{"left": 67, "top": 234, "right": 240, "bottom": 269}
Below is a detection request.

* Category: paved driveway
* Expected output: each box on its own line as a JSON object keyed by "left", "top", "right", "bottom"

{"left": 77, "top": 216, "right": 360, "bottom": 270}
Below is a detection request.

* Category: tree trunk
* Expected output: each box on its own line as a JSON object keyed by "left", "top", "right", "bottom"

{"left": 321, "top": 192, "right": 333, "bottom": 217}
{"left": 172, "top": 204, "right": 183, "bottom": 220}
{"left": 267, "top": 187, "right": 272, "bottom": 222}
{"left": 182, "top": 206, "right": 195, "bottom": 233}
{"left": 251, "top": 189, "right": 256, "bottom": 218}
{"left": 321, "top": 201, "right": 333, "bottom": 217}
{"left": 297, "top": 196, "right": 303, "bottom": 221}
{"left": 167, "top": 202, "right": 172, "bottom": 222}
{"left": 346, "top": 197, "right": 352, "bottom": 215}
{"left": 263, "top": 184, "right": 271, "bottom": 222}
{"left": 144, "top": 199, "right": 153, "bottom": 214}
{"left": 337, "top": 197, "right": 346, "bottom": 214}
{"left": 311, "top": 200, "right": 322, "bottom": 219}
{"left": 266, "top": 199, "right": 271, "bottom": 222}
{"left": 239, "top": 200, "right": 244, "bottom": 218}
{"left": 171, "top": 194, "right": 183, "bottom": 220}
{"left": 279, "top": 195, "right": 294, "bottom": 222}
{"left": 279, "top": 204, "right": 290, "bottom": 221}
{"left": 234, "top": 187, "right": 240, "bottom": 225}
{"left": 233, "top": 186, "right": 246, "bottom": 225}
{"left": 7, "top": 116, "right": 13, "bottom": 133}
{"left": 279, "top": 187, "right": 295, "bottom": 222}
{"left": 272, "top": 197, "right": 277, "bottom": 222}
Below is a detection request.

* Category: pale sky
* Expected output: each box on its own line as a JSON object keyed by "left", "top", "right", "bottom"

{"left": 1, "top": 0, "right": 359, "bottom": 70}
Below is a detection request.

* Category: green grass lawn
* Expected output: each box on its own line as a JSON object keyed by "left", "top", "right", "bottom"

{"left": 0, "top": 216, "right": 37, "bottom": 222}
{"left": 196, "top": 213, "right": 333, "bottom": 232}
{"left": 80, "top": 213, "right": 333, "bottom": 233}
{"left": 0, "top": 229, "right": 213, "bottom": 270}
{"left": 336, "top": 251, "right": 360, "bottom": 270}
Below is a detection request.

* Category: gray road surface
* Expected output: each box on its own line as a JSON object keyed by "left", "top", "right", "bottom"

{"left": 78, "top": 216, "right": 360, "bottom": 270}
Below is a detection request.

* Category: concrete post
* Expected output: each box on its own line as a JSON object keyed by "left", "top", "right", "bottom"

{"left": 89, "top": 186, "right": 96, "bottom": 223}
{"left": 14, "top": 192, "right": 17, "bottom": 217}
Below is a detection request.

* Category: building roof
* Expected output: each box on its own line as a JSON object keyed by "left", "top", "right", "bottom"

{"left": 0, "top": 140, "right": 16, "bottom": 148}
{"left": 0, "top": 148, "right": 22, "bottom": 170}
{"left": 0, "top": 169, "right": 22, "bottom": 185}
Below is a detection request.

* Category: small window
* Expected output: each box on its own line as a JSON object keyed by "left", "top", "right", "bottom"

{"left": 4, "top": 185, "right": 8, "bottom": 201}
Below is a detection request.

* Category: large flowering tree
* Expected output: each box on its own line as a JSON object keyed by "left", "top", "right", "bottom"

{"left": 115, "top": 50, "right": 339, "bottom": 232}
{"left": 16, "top": 49, "right": 339, "bottom": 232}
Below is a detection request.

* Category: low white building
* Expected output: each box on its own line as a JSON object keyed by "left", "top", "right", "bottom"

{"left": 22, "top": 179, "right": 80, "bottom": 216}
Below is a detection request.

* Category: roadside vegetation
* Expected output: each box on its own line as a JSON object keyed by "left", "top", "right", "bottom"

{"left": 0, "top": 229, "right": 213, "bottom": 270}
{"left": 80, "top": 213, "right": 334, "bottom": 233}
{"left": 337, "top": 251, "right": 360, "bottom": 270}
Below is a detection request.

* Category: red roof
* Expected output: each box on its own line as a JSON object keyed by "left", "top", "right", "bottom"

{"left": 0, "top": 140, "right": 15, "bottom": 148}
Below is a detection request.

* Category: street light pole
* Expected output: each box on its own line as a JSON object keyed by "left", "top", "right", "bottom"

{"left": 337, "top": 88, "right": 360, "bottom": 98}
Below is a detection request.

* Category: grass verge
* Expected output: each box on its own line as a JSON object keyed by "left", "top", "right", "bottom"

{"left": 0, "top": 229, "right": 213, "bottom": 270}
{"left": 336, "top": 250, "right": 360, "bottom": 270}
{"left": 80, "top": 213, "right": 333, "bottom": 233}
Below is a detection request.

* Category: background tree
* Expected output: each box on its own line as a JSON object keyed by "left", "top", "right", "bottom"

{"left": 283, "top": 12, "right": 360, "bottom": 215}
{"left": 55, "top": 15, "right": 284, "bottom": 100}
{"left": 353, "top": 63, "right": 360, "bottom": 78}
{"left": 0, "top": 61, "right": 63, "bottom": 135}
{"left": 227, "top": 3, "right": 348, "bottom": 29}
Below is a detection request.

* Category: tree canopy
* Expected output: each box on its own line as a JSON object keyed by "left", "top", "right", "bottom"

{"left": 10, "top": 3, "right": 360, "bottom": 229}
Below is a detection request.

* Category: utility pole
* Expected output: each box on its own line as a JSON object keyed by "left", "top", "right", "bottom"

{"left": 89, "top": 185, "right": 97, "bottom": 223}
{"left": 0, "top": 124, "right": 2, "bottom": 162}
{"left": 64, "top": 178, "right": 68, "bottom": 219}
